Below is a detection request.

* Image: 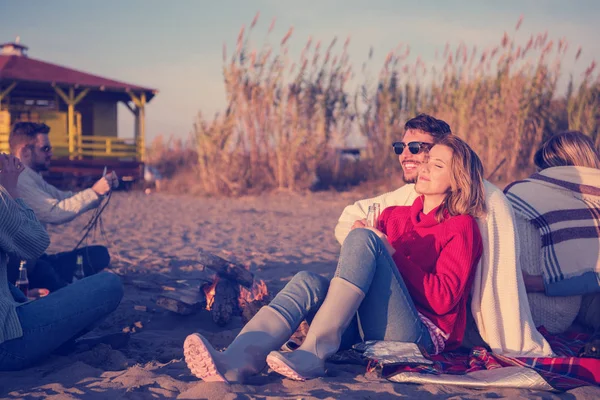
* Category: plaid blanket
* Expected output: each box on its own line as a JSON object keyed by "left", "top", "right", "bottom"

{"left": 504, "top": 166, "right": 600, "bottom": 296}
{"left": 381, "top": 327, "right": 599, "bottom": 391}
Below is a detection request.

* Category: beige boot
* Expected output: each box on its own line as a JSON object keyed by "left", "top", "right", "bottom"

{"left": 266, "top": 277, "right": 365, "bottom": 381}
{"left": 184, "top": 306, "right": 292, "bottom": 383}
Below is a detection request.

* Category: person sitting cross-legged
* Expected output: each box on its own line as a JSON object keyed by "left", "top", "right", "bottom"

{"left": 7, "top": 122, "right": 118, "bottom": 292}
{"left": 0, "top": 153, "right": 123, "bottom": 371}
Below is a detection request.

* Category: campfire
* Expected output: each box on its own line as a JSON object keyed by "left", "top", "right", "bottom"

{"left": 198, "top": 250, "right": 272, "bottom": 326}
{"left": 203, "top": 276, "right": 219, "bottom": 311}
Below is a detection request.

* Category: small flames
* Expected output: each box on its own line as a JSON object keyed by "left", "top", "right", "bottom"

{"left": 202, "top": 276, "right": 270, "bottom": 312}
{"left": 239, "top": 279, "right": 270, "bottom": 309}
{"left": 203, "top": 276, "right": 220, "bottom": 310}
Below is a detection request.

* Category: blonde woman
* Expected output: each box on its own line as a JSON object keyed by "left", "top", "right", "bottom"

{"left": 505, "top": 131, "right": 600, "bottom": 334}
{"left": 184, "top": 135, "right": 486, "bottom": 382}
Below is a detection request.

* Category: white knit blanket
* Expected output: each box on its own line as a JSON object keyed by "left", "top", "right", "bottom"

{"left": 505, "top": 166, "right": 600, "bottom": 296}
{"left": 335, "top": 181, "right": 554, "bottom": 357}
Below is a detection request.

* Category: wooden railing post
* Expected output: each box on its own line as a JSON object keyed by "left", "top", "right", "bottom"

{"left": 53, "top": 85, "right": 89, "bottom": 159}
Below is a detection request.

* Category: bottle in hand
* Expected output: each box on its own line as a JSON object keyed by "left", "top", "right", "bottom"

{"left": 16, "top": 260, "right": 29, "bottom": 297}
{"left": 73, "top": 255, "right": 85, "bottom": 282}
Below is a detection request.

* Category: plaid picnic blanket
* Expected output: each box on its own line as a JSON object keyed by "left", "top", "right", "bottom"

{"left": 381, "top": 327, "right": 599, "bottom": 391}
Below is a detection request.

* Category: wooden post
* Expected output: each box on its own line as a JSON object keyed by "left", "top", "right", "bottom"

{"left": 127, "top": 91, "right": 146, "bottom": 162}
{"left": 0, "top": 82, "right": 18, "bottom": 110}
{"left": 139, "top": 92, "right": 146, "bottom": 162}
{"left": 67, "top": 88, "right": 75, "bottom": 156}
{"left": 53, "top": 86, "right": 89, "bottom": 159}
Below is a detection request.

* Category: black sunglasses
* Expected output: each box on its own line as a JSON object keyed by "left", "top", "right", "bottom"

{"left": 392, "top": 141, "right": 433, "bottom": 155}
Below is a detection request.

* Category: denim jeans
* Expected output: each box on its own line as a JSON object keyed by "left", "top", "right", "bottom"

{"left": 0, "top": 272, "right": 123, "bottom": 371}
{"left": 270, "top": 228, "right": 434, "bottom": 353}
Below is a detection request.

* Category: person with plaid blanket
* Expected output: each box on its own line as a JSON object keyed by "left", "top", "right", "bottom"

{"left": 504, "top": 131, "right": 600, "bottom": 334}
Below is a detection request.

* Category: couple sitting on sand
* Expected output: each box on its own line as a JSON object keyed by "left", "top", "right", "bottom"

{"left": 183, "top": 114, "right": 600, "bottom": 383}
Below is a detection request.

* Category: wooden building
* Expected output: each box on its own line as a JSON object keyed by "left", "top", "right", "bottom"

{"left": 0, "top": 39, "right": 157, "bottom": 186}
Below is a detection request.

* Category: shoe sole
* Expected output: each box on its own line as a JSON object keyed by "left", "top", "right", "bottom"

{"left": 183, "top": 333, "right": 227, "bottom": 382}
{"left": 266, "top": 352, "right": 306, "bottom": 382}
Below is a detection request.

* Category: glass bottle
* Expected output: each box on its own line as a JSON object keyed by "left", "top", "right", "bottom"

{"left": 73, "top": 255, "right": 85, "bottom": 282}
{"left": 372, "top": 203, "right": 381, "bottom": 229}
{"left": 16, "top": 260, "right": 29, "bottom": 297}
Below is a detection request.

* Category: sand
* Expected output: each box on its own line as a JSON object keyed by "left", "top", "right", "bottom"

{"left": 1, "top": 189, "right": 598, "bottom": 399}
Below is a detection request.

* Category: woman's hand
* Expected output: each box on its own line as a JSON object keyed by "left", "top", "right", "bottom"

{"left": 364, "top": 227, "right": 396, "bottom": 256}
{"left": 0, "top": 154, "right": 25, "bottom": 199}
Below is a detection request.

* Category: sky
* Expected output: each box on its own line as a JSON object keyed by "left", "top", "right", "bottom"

{"left": 1, "top": 0, "right": 599, "bottom": 143}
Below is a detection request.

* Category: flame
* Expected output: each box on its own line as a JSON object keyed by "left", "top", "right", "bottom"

{"left": 203, "top": 276, "right": 220, "bottom": 310}
{"left": 239, "top": 279, "right": 269, "bottom": 308}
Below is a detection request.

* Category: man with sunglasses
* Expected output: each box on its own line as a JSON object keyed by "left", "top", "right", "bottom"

{"left": 333, "top": 113, "right": 555, "bottom": 358}
{"left": 6, "top": 122, "right": 118, "bottom": 292}
{"left": 334, "top": 113, "right": 451, "bottom": 241}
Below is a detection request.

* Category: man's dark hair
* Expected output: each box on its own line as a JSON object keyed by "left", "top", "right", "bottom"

{"left": 9, "top": 122, "right": 50, "bottom": 153}
{"left": 404, "top": 114, "right": 452, "bottom": 142}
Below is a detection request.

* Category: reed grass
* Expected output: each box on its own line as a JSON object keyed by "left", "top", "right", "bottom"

{"left": 155, "top": 14, "right": 599, "bottom": 194}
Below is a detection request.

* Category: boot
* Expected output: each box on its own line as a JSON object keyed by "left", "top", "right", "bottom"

{"left": 266, "top": 277, "right": 365, "bottom": 381}
{"left": 183, "top": 306, "right": 292, "bottom": 383}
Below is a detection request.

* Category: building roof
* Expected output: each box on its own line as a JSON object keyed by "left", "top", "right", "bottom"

{"left": 0, "top": 54, "right": 157, "bottom": 100}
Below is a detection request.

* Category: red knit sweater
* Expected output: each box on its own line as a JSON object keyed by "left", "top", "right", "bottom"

{"left": 379, "top": 196, "right": 483, "bottom": 350}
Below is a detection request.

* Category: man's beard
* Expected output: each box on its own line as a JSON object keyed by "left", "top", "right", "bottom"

{"left": 34, "top": 161, "right": 50, "bottom": 172}
{"left": 403, "top": 175, "right": 417, "bottom": 184}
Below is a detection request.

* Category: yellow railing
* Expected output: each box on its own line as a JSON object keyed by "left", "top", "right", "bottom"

{"left": 0, "top": 132, "right": 140, "bottom": 160}
{"left": 78, "top": 135, "right": 139, "bottom": 159}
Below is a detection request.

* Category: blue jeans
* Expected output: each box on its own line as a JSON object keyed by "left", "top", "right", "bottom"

{"left": 0, "top": 272, "right": 123, "bottom": 371}
{"left": 270, "top": 228, "right": 434, "bottom": 353}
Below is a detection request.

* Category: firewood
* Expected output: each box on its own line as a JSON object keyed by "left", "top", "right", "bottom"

{"left": 197, "top": 249, "right": 254, "bottom": 288}
{"left": 156, "top": 286, "right": 205, "bottom": 315}
{"left": 211, "top": 278, "right": 239, "bottom": 327}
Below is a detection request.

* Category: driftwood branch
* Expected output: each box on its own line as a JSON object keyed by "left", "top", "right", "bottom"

{"left": 197, "top": 249, "right": 254, "bottom": 288}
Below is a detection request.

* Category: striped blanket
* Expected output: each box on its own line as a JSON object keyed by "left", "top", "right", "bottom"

{"left": 382, "top": 327, "right": 599, "bottom": 391}
{"left": 504, "top": 166, "right": 600, "bottom": 296}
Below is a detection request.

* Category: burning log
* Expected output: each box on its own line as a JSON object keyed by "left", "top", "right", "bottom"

{"left": 203, "top": 276, "right": 240, "bottom": 327}
{"left": 197, "top": 249, "right": 254, "bottom": 288}
{"left": 239, "top": 280, "right": 271, "bottom": 324}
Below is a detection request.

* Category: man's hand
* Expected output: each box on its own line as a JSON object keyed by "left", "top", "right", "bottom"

{"left": 0, "top": 154, "right": 25, "bottom": 199}
{"left": 351, "top": 219, "right": 367, "bottom": 230}
{"left": 107, "top": 171, "right": 119, "bottom": 189}
{"left": 91, "top": 172, "right": 119, "bottom": 196}
{"left": 364, "top": 226, "right": 396, "bottom": 256}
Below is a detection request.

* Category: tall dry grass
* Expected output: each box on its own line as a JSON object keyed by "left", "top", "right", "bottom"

{"left": 193, "top": 13, "right": 354, "bottom": 195}
{"left": 151, "top": 15, "right": 600, "bottom": 195}
{"left": 358, "top": 18, "right": 600, "bottom": 182}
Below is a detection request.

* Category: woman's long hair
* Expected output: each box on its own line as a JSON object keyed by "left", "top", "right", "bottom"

{"left": 534, "top": 131, "right": 600, "bottom": 170}
{"left": 433, "top": 135, "right": 486, "bottom": 222}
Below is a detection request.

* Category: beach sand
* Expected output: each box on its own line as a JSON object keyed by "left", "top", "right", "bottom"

{"left": 1, "top": 190, "right": 598, "bottom": 399}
